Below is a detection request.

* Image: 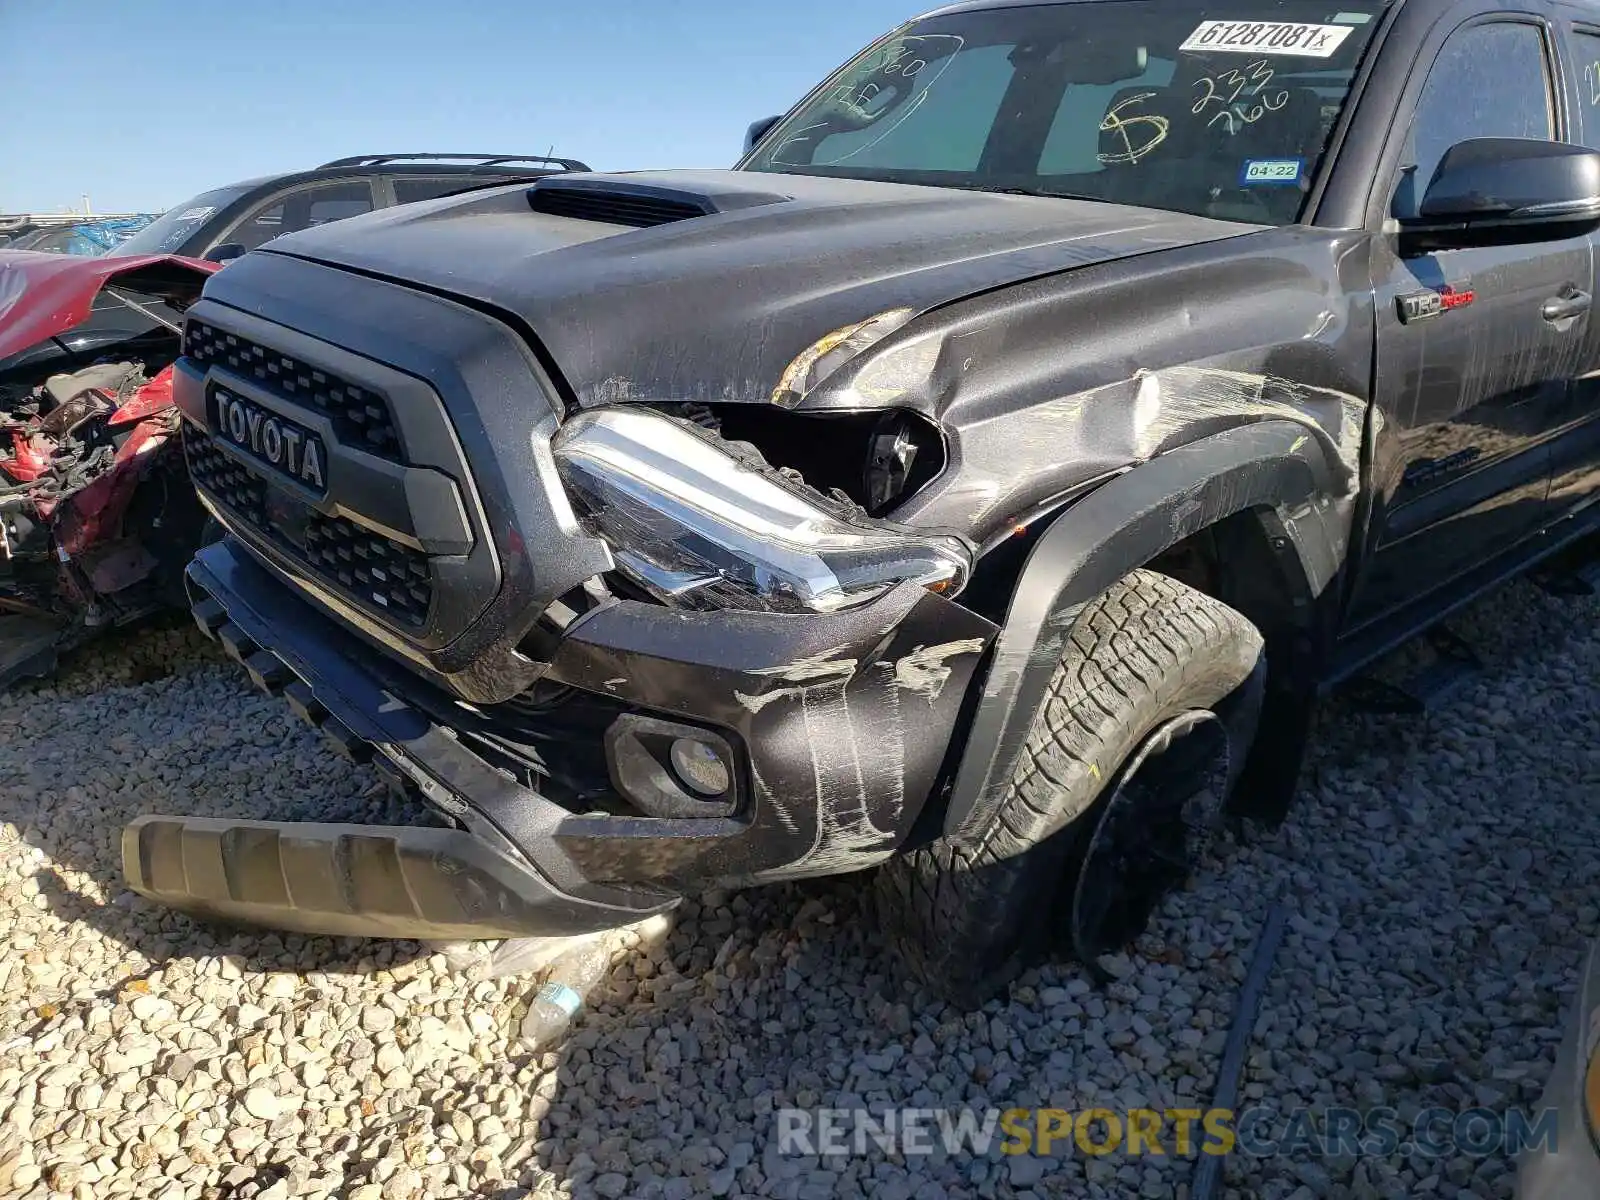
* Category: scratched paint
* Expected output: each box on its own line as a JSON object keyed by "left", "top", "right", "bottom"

{"left": 884, "top": 637, "right": 987, "bottom": 703}
{"left": 892, "top": 361, "right": 1372, "bottom": 541}
{"left": 736, "top": 638, "right": 949, "bottom": 881}
{"left": 749, "top": 760, "right": 799, "bottom": 834}
{"left": 734, "top": 684, "right": 815, "bottom": 715}
{"left": 1129, "top": 365, "right": 1366, "bottom": 479}
{"left": 744, "top": 670, "right": 904, "bottom": 881}
{"left": 736, "top": 647, "right": 861, "bottom": 711}
{"left": 747, "top": 649, "right": 859, "bottom": 683}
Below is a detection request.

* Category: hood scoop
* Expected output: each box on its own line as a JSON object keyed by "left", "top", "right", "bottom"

{"left": 527, "top": 175, "right": 792, "bottom": 229}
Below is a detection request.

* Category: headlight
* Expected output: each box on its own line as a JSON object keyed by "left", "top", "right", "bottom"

{"left": 552, "top": 407, "right": 970, "bottom": 614}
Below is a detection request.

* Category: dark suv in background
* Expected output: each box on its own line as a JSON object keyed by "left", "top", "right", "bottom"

{"left": 107, "top": 153, "right": 590, "bottom": 263}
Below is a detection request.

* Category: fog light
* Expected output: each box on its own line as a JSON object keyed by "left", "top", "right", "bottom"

{"left": 670, "top": 738, "right": 730, "bottom": 797}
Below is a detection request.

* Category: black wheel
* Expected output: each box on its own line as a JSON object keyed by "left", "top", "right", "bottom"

{"left": 873, "top": 568, "right": 1264, "bottom": 1007}
{"left": 1067, "top": 709, "right": 1231, "bottom": 979}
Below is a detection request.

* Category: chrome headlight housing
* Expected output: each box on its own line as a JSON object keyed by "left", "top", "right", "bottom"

{"left": 552, "top": 407, "right": 969, "bottom": 614}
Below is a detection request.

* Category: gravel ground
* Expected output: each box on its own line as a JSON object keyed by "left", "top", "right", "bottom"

{"left": 0, "top": 575, "right": 1596, "bottom": 1200}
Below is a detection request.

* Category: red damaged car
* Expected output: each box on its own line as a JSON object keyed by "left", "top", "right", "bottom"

{"left": 0, "top": 250, "right": 218, "bottom": 684}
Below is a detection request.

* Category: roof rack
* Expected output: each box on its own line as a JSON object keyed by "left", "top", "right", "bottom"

{"left": 317, "top": 153, "right": 590, "bottom": 172}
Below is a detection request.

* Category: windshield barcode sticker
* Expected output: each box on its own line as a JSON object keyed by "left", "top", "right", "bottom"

{"left": 1181, "top": 20, "right": 1354, "bottom": 57}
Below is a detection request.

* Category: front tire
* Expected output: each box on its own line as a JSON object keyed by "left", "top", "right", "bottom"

{"left": 874, "top": 568, "right": 1264, "bottom": 1007}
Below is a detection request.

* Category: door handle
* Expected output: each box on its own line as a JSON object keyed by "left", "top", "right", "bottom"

{"left": 1542, "top": 288, "right": 1592, "bottom": 323}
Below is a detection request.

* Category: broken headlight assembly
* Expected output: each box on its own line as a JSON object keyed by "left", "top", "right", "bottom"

{"left": 552, "top": 407, "right": 970, "bottom": 614}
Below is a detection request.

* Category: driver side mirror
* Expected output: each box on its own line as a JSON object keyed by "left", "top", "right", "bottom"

{"left": 203, "top": 242, "right": 247, "bottom": 265}
{"left": 744, "top": 116, "right": 783, "bottom": 154}
{"left": 1398, "top": 137, "right": 1600, "bottom": 254}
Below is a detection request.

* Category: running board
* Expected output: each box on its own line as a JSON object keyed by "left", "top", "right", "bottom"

{"left": 122, "top": 815, "right": 636, "bottom": 941}
{"left": 1338, "top": 626, "right": 1483, "bottom": 715}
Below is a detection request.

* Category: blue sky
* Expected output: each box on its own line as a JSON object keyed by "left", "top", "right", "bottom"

{"left": 0, "top": 0, "right": 921, "bottom": 214}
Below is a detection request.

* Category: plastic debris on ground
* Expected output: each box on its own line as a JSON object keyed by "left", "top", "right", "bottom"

{"left": 430, "top": 911, "right": 673, "bottom": 982}
{"left": 431, "top": 913, "right": 674, "bottom": 1048}
{"left": 519, "top": 937, "right": 616, "bottom": 1051}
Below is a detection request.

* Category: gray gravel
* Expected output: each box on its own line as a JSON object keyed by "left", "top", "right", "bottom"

{"left": 0, "top": 576, "right": 1595, "bottom": 1200}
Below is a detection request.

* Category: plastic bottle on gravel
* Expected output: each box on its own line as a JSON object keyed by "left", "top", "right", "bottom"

{"left": 519, "top": 940, "right": 611, "bottom": 1050}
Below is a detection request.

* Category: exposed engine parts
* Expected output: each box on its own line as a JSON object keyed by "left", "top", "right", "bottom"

{"left": 648, "top": 401, "right": 943, "bottom": 516}
{"left": 0, "top": 360, "right": 205, "bottom": 631}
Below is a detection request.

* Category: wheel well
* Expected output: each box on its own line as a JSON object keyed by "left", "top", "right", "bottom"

{"left": 943, "top": 422, "right": 1345, "bottom": 839}
{"left": 1145, "top": 509, "right": 1325, "bottom": 824}
{"left": 960, "top": 504, "right": 1310, "bottom": 640}
{"left": 954, "top": 503, "right": 1319, "bottom": 827}
{"left": 1143, "top": 509, "right": 1306, "bottom": 641}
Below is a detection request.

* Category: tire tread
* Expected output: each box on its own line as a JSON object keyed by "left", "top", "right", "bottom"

{"left": 874, "top": 569, "right": 1263, "bottom": 1006}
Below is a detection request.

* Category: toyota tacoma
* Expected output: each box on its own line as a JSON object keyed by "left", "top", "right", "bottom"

{"left": 129, "top": 0, "right": 1600, "bottom": 1003}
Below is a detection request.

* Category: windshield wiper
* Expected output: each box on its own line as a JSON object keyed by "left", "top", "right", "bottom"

{"left": 962, "top": 184, "right": 1103, "bottom": 202}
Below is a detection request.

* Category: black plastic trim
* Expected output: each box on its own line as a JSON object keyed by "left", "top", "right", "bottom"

{"left": 943, "top": 420, "right": 1348, "bottom": 842}
{"left": 122, "top": 814, "right": 661, "bottom": 940}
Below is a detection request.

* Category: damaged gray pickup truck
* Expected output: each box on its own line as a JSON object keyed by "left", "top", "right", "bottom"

{"left": 129, "top": 0, "right": 1600, "bottom": 1004}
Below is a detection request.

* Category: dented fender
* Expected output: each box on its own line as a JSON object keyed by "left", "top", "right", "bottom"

{"left": 942, "top": 419, "right": 1349, "bottom": 842}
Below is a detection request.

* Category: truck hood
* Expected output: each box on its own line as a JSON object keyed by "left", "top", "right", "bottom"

{"left": 263, "top": 170, "right": 1261, "bottom": 407}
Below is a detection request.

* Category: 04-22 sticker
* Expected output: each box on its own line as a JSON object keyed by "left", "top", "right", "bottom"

{"left": 1240, "top": 158, "right": 1304, "bottom": 185}
{"left": 1181, "top": 20, "right": 1354, "bottom": 57}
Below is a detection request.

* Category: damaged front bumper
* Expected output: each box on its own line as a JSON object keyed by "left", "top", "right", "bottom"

{"left": 135, "top": 538, "right": 993, "bottom": 940}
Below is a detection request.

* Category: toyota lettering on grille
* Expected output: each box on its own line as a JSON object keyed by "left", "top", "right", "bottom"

{"left": 213, "top": 388, "right": 327, "bottom": 493}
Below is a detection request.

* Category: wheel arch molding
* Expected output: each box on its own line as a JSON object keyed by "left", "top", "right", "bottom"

{"left": 941, "top": 418, "right": 1352, "bottom": 842}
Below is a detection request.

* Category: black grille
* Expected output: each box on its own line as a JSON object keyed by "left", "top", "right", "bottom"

{"left": 303, "top": 514, "right": 432, "bottom": 625}
{"left": 184, "top": 321, "right": 403, "bottom": 462}
{"left": 527, "top": 185, "right": 710, "bottom": 228}
{"left": 185, "top": 429, "right": 267, "bottom": 525}
{"left": 185, "top": 428, "right": 432, "bottom": 626}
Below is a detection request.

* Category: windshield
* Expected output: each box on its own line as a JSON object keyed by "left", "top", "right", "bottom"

{"left": 109, "top": 186, "right": 247, "bottom": 257}
{"left": 741, "top": 0, "right": 1384, "bottom": 224}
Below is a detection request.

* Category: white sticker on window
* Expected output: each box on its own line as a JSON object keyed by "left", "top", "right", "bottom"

{"left": 176, "top": 206, "right": 216, "bottom": 222}
{"left": 1241, "top": 158, "right": 1304, "bottom": 184}
{"left": 1180, "top": 20, "right": 1354, "bottom": 57}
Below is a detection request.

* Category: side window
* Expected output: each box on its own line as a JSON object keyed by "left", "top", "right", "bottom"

{"left": 220, "top": 202, "right": 285, "bottom": 252}
{"left": 1395, "top": 22, "right": 1553, "bottom": 216}
{"left": 392, "top": 177, "right": 475, "bottom": 205}
{"left": 1572, "top": 30, "right": 1600, "bottom": 149}
{"left": 214, "top": 181, "right": 374, "bottom": 252}
{"left": 303, "top": 181, "right": 375, "bottom": 226}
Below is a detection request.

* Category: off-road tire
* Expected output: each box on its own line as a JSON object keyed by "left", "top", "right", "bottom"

{"left": 874, "top": 568, "right": 1264, "bottom": 1007}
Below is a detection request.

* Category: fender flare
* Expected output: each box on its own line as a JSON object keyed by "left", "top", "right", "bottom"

{"left": 942, "top": 418, "right": 1350, "bottom": 842}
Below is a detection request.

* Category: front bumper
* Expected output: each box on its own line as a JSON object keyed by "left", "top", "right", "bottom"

{"left": 138, "top": 538, "right": 993, "bottom": 938}
{"left": 1516, "top": 940, "right": 1600, "bottom": 1197}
